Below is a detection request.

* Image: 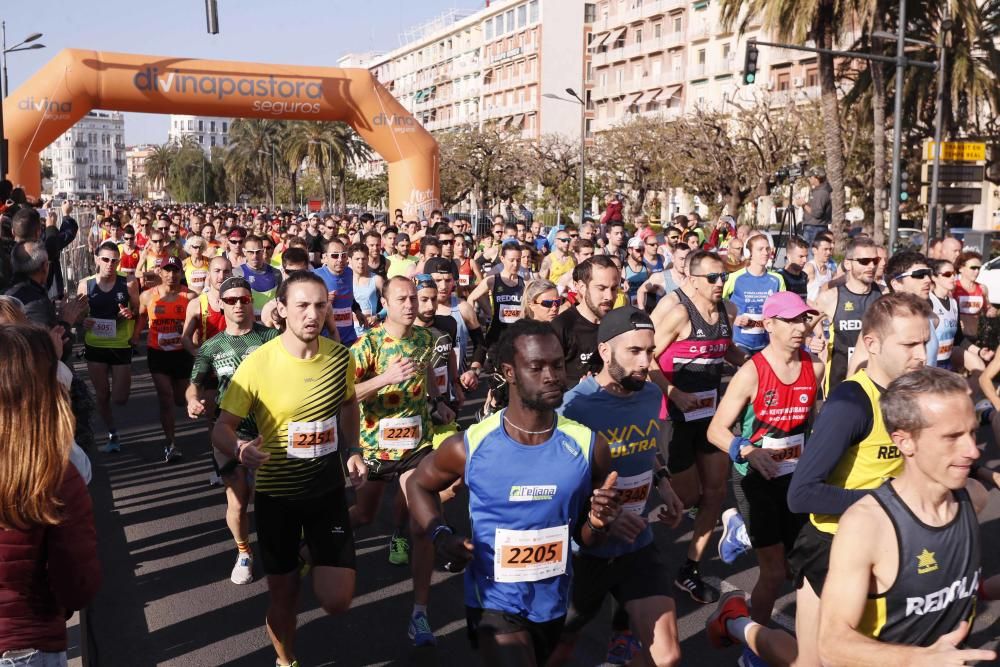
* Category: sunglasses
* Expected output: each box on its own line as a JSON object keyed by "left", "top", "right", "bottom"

{"left": 692, "top": 271, "right": 729, "bottom": 284}
{"left": 189, "top": 244, "right": 204, "bottom": 250}
{"left": 775, "top": 313, "right": 812, "bottom": 324}
{"left": 328, "top": 252, "right": 347, "bottom": 259}
{"left": 936, "top": 270, "right": 955, "bottom": 278}
{"left": 440, "top": 239, "right": 454, "bottom": 246}
{"left": 556, "top": 237, "right": 570, "bottom": 243}
{"left": 149, "top": 239, "right": 164, "bottom": 244}
{"left": 229, "top": 238, "right": 243, "bottom": 244}
{"left": 568, "top": 233, "right": 579, "bottom": 239}
{"left": 123, "top": 236, "right": 134, "bottom": 241}
{"left": 97, "top": 256, "right": 119, "bottom": 264}
{"left": 850, "top": 256, "right": 882, "bottom": 266}
{"left": 967, "top": 265, "right": 982, "bottom": 271}
{"left": 667, "top": 236, "right": 680, "bottom": 242}
{"left": 535, "top": 298, "right": 563, "bottom": 309}
{"left": 220, "top": 295, "right": 252, "bottom": 305}
{"left": 894, "top": 268, "right": 932, "bottom": 281}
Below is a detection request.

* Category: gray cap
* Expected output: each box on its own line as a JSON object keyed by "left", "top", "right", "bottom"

{"left": 808, "top": 166, "right": 827, "bottom": 179}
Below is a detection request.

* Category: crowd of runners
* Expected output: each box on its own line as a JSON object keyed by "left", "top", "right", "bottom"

{"left": 2, "top": 193, "right": 1000, "bottom": 667}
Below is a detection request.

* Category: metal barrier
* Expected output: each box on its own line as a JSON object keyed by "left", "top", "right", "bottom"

{"left": 59, "top": 209, "right": 98, "bottom": 295}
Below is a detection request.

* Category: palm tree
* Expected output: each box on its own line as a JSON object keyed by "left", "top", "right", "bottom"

{"left": 281, "top": 121, "right": 374, "bottom": 211}
{"left": 719, "top": 0, "right": 861, "bottom": 249}
{"left": 144, "top": 144, "right": 175, "bottom": 196}
{"left": 225, "top": 119, "right": 285, "bottom": 204}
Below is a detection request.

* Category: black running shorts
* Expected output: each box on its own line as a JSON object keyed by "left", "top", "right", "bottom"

{"left": 563, "top": 542, "right": 674, "bottom": 634}
{"left": 254, "top": 489, "right": 356, "bottom": 576}
{"left": 466, "top": 607, "right": 565, "bottom": 665}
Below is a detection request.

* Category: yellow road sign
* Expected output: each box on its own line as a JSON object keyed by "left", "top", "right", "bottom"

{"left": 925, "top": 141, "right": 987, "bottom": 162}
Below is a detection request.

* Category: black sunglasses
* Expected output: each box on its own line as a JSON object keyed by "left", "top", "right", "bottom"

{"left": 850, "top": 256, "right": 882, "bottom": 266}
{"left": 692, "top": 271, "right": 729, "bottom": 284}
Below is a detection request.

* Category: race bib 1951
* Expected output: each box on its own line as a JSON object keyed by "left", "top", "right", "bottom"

{"left": 494, "top": 524, "right": 569, "bottom": 583}
{"left": 378, "top": 415, "right": 422, "bottom": 450}
{"left": 682, "top": 389, "right": 718, "bottom": 421}
{"left": 287, "top": 417, "right": 338, "bottom": 459}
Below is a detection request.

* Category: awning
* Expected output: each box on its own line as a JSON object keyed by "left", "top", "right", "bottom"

{"left": 653, "top": 85, "right": 682, "bottom": 102}
{"left": 511, "top": 113, "right": 525, "bottom": 128}
{"left": 499, "top": 116, "right": 513, "bottom": 127}
{"left": 589, "top": 32, "right": 610, "bottom": 49}
{"left": 637, "top": 89, "right": 660, "bottom": 105}
{"left": 627, "top": 91, "right": 643, "bottom": 106}
{"left": 607, "top": 27, "right": 627, "bottom": 45}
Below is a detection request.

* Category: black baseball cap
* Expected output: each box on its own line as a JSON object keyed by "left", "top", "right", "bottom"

{"left": 597, "top": 306, "right": 654, "bottom": 344}
{"left": 424, "top": 257, "right": 454, "bottom": 275}
{"left": 219, "top": 276, "right": 252, "bottom": 294}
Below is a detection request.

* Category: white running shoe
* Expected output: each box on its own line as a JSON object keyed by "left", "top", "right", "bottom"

{"left": 231, "top": 552, "right": 254, "bottom": 585}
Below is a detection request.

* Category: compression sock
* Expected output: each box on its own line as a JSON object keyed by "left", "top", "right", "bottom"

{"left": 236, "top": 540, "right": 250, "bottom": 554}
{"left": 726, "top": 617, "right": 758, "bottom": 646}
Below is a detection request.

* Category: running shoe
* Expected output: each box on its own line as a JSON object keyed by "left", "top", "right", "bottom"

{"left": 275, "top": 661, "right": 299, "bottom": 667}
{"left": 674, "top": 563, "right": 719, "bottom": 604}
{"left": 389, "top": 533, "right": 410, "bottom": 566}
{"left": 408, "top": 611, "right": 436, "bottom": 647}
{"left": 719, "top": 508, "right": 752, "bottom": 564}
{"left": 604, "top": 631, "right": 633, "bottom": 665}
{"left": 686, "top": 505, "right": 699, "bottom": 521}
{"left": 98, "top": 433, "right": 121, "bottom": 453}
{"left": 738, "top": 647, "right": 770, "bottom": 667}
{"left": 705, "top": 589, "right": 750, "bottom": 648}
{"left": 231, "top": 552, "right": 253, "bottom": 585}
{"left": 208, "top": 473, "right": 223, "bottom": 487}
{"left": 164, "top": 443, "right": 182, "bottom": 463}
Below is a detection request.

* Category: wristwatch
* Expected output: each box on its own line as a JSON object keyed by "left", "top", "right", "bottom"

{"left": 653, "top": 468, "right": 671, "bottom": 485}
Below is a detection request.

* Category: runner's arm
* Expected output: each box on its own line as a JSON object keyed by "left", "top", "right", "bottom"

{"left": 635, "top": 273, "right": 663, "bottom": 311}
{"left": 339, "top": 391, "right": 362, "bottom": 455}
{"left": 979, "top": 350, "right": 1000, "bottom": 410}
{"left": 127, "top": 278, "right": 140, "bottom": 313}
{"left": 579, "top": 434, "right": 621, "bottom": 547}
{"left": 181, "top": 297, "right": 202, "bottom": 354}
{"left": 786, "top": 382, "right": 875, "bottom": 515}
{"left": 406, "top": 435, "right": 468, "bottom": 535}
{"left": 539, "top": 254, "right": 551, "bottom": 279}
{"left": 846, "top": 341, "right": 869, "bottom": 375}
{"left": 131, "top": 292, "right": 148, "bottom": 346}
{"left": 212, "top": 410, "right": 243, "bottom": 459}
{"left": 707, "top": 362, "right": 757, "bottom": 455}
{"left": 466, "top": 275, "right": 493, "bottom": 319}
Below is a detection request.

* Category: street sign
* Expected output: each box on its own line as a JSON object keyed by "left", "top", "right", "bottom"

{"left": 920, "top": 163, "right": 986, "bottom": 183}
{"left": 924, "top": 141, "right": 987, "bottom": 162}
{"left": 923, "top": 187, "right": 983, "bottom": 205}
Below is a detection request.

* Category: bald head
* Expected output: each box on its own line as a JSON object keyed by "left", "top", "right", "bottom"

{"left": 941, "top": 237, "right": 962, "bottom": 264}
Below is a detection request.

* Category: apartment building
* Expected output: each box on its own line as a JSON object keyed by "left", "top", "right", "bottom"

{"left": 367, "top": 1, "right": 587, "bottom": 142}
{"left": 587, "top": 0, "right": 821, "bottom": 132}
{"left": 43, "top": 111, "right": 127, "bottom": 199}
{"left": 167, "top": 115, "right": 231, "bottom": 152}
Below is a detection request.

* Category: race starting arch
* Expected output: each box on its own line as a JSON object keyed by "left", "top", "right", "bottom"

{"left": 2, "top": 49, "right": 440, "bottom": 216}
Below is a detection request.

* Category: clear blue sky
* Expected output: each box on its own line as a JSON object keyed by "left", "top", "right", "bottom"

{"left": 3, "top": 0, "right": 479, "bottom": 144}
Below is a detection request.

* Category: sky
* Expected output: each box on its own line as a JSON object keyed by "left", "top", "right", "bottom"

{"left": 3, "top": 0, "right": 479, "bottom": 144}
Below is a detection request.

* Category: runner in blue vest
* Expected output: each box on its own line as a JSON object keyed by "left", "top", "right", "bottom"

{"left": 313, "top": 238, "right": 363, "bottom": 345}
{"left": 723, "top": 234, "right": 785, "bottom": 354}
{"left": 406, "top": 319, "right": 623, "bottom": 666}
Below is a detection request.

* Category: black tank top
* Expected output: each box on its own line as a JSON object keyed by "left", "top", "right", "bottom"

{"left": 485, "top": 274, "right": 524, "bottom": 344}
{"left": 859, "top": 484, "right": 980, "bottom": 646}
{"left": 87, "top": 275, "right": 130, "bottom": 318}
{"left": 828, "top": 283, "right": 882, "bottom": 392}
{"left": 778, "top": 267, "right": 808, "bottom": 299}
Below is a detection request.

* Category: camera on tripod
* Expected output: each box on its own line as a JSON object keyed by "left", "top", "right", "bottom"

{"left": 771, "top": 160, "right": 809, "bottom": 186}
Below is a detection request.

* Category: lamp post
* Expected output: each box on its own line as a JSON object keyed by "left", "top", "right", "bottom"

{"left": 257, "top": 148, "right": 275, "bottom": 208}
{"left": 0, "top": 24, "right": 45, "bottom": 179}
{"left": 543, "top": 87, "right": 587, "bottom": 225}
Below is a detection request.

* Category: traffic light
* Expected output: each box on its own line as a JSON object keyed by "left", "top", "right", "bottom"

{"left": 900, "top": 165, "right": 915, "bottom": 203}
{"left": 743, "top": 41, "right": 759, "bottom": 85}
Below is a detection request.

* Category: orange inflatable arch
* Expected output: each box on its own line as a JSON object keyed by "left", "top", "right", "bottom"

{"left": 2, "top": 49, "right": 440, "bottom": 217}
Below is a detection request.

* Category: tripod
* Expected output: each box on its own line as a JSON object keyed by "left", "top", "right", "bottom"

{"left": 773, "top": 185, "right": 799, "bottom": 269}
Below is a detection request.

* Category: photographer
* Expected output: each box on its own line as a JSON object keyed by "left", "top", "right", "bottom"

{"left": 797, "top": 167, "right": 832, "bottom": 246}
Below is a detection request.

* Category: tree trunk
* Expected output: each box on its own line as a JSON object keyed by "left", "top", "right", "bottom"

{"left": 869, "top": 1, "right": 888, "bottom": 246}
{"left": 815, "top": 3, "right": 848, "bottom": 253}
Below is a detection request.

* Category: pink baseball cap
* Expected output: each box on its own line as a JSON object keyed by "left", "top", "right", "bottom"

{"left": 762, "top": 291, "right": 818, "bottom": 319}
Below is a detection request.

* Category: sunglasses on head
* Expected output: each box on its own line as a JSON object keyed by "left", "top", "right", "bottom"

{"left": 535, "top": 297, "right": 563, "bottom": 308}
{"left": 220, "top": 295, "right": 252, "bottom": 305}
{"left": 850, "top": 256, "right": 882, "bottom": 266}
{"left": 693, "top": 271, "right": 729, "bottom": 284}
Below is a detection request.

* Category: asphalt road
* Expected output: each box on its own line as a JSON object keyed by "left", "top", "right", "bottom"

{"left": 75, "top": 350, "right": 1000, "bottom": 667}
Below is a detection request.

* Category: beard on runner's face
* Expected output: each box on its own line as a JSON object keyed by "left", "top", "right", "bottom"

{"left": 609, "top": 353, "right": 647, "bottom": 392}
{"left": 514, "top": 368, "right": 567, "bottom": 412}
{"left": 584, "top": 283, "right": 615, "bottom": 317}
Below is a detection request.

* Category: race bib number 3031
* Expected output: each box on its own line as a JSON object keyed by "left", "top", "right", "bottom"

{"left": 494, "top": 525, "right": 569, "bottom": 583}
{"left": 287, "top": 417, "right": 338, "bottom": 459}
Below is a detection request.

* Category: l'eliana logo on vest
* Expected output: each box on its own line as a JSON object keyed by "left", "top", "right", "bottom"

{"left": 916, "top": 548, "right": 939, "bottom": 574}
{"left": 509, "top": 485, "right": 557, "bottom": 502}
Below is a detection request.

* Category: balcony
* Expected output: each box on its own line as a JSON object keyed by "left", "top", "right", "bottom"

{"left": 74, "top": 140, "right": 87, "bottom": 148}
{"left": 75, "top": 157, "right": 89, "bottom": 164}
{"left": 689, "top": 63, "right": 708, "bottom": 79}
{"left": 689, "top": 21, "right": 710, "bottom": 41}
{"left": 481, "top": 100, "right": 532, "bottom": 120}
{"left": 115, "top": 158, "right": 126, "bottom": 166}
{"left": 711, "top": 57, "right": 737, "bottom": 76}
{"left": 114, "top": 142, "right": 125, "bottom": 149}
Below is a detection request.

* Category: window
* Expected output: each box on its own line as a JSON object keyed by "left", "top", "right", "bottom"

{"left": 187, "top": 120, "right": 193, "bottom": 130}
{"left": 485, "top": 20, "right": 493, "bottom": 40}
{"left": 529, "top": 0, "right": 539, "bottom": 22}
{"left": 211, "top": 136, "right": 216, "bottom": 147}
{"left": 506, "top": 10, "right": 515, "bottom": 32}
{"left": 651, "top": 58, "right": 662, "bottom": 77}
{"left": 654, "top": 23, "right": 662, "bottom": 38}
{"left": 223, "top": 136, "right": 228, "bottom": 146}
{"left": 517, "top": 4, "right": 526, "bottom": 27}
{"left": 673, "top": 16, "right": 682, "bottom": 32}
{"left": 615, "top": 68, "right": 625, "bottom": 85}
{"left": 634, "top": 63, "right": 643, "bottom": 80}
{"left": 636, "top": 29, "right": 642, "bottom": 44}
{"left": 722, "top": 43, "right": 731, "bottom": 61}
{"left": 806, "top": 67, "right": 819, "bottom": 87}
{"left": 698, "top": 49, "right": 706, "bottom": 64}
{"left": 777, "top": 71, "right": 791, "bottom": 91}
{"left": 210, "top": 121, "right": 216, "bottom": 132}
{"left": 586, "top": 61, "right": 593, "bottom": 82}
{"left": 198, "top": 120, "right": 204, "bottom": 132}
{"left": 584, "top": 3, "right": 596, "bottom": 22}
{"left": 222, "top": 122, "right": 228, "bottom": 133}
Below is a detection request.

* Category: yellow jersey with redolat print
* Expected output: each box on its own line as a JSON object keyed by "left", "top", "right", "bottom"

{"left": 810, "top": 369, "right": 902, "bottom": 534}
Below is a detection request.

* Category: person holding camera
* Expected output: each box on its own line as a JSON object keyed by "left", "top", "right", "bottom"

{"left": 796, "top": 167, "right": 832, "bottom": 247}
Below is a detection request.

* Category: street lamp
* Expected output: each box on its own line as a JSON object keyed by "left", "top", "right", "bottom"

{"left": 0, "top": 24, "right": 45, "bottom": 179}
{"left": 543, "top": 87, "right": 586, "bottom": 225}
{"left": 257, "top": 148, "right": 276, "bottom": 208}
